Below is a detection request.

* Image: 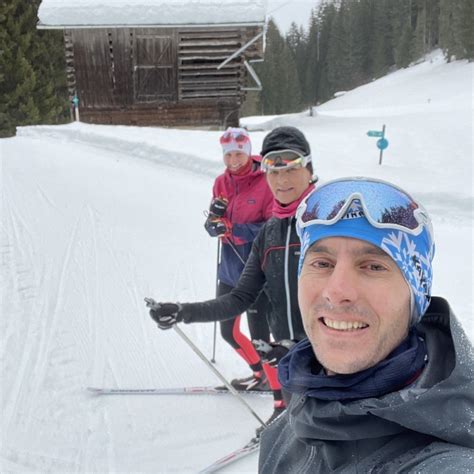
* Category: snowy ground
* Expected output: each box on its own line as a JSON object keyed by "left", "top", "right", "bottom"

{"left": 1, "top": 51, "right": 473, "bottom": 473}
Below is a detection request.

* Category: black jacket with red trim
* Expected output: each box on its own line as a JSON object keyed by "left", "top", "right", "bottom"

{"left": 180, "top": 215, "right": 305, "bottom": 341}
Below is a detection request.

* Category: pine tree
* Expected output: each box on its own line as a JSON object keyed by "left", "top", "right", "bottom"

{"left": 326, "top": 2, "right": 348, "bottom": 93}
{"left": 410, "top": 0, "right": 441, "bottom": 62}
{"left": 0, "top": 0, "right": 68, "bottom": 138}
{"left": 256, "top": 19, "right": 302, "bottom": 114}
{"left": 286, "top": 22, "right": 308, "bottom": 106}
{"left": 349, "top": 0, "right": 374, "bottom": 85}
{"left": 392, "top": 0, "right": 413, "bottom": 68}
{"left": 371, "top": 0, "right": 396, "bottom": 77}
{"left": 455, "top": 0, "right": 474, "bottom": 60}
{"left": 33, "top": 28, "right": 70, "bottom": 122}
{"left": 303, "top": 9, "right": 321, "bottom": 106}
{"left": 412, "top": 2, "right": 427, "bottom": 61}
{"left": 314, "top": 2, "right": 338, "bottom": 102}
{"left": 438, "top": 0, "right": 473, "bottom": 61}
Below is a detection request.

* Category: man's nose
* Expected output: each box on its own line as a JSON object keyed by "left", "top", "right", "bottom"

{"left": 321, "top": 263, "right": 358, "bottom": 305}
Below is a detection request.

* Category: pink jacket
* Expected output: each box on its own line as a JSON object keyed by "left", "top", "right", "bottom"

{"left": 212, "top": 157, "right": 274, "bottom": 246}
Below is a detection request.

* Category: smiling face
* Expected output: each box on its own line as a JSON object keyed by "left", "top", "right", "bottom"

{"left": 223, "top": 151, "right": 249, "bottom": 172}
{"left": 266, "top": 165, "right": 312, "bottom": 205}
{"left": 298, "top": 237, "right": 411, "bottom": 375}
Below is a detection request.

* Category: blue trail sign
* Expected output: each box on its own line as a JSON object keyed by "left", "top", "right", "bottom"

{"left": 367, "top": 125, "right": 388, "bottom": 164}
{"left": 377, "top": 138, "right": 389, "bottom": 150}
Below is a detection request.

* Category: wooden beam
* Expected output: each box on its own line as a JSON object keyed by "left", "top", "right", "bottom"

{"left": 180, "top": 91, "right": 240, "bottom": 98}
{"left": 178, "top": 64, "right": 240, "bottom": 70}
{"left": 179, "top": 48, "right": 239, "bottom": 54}
{"left": 179, "top": 70, "right": 239, "bottom": 77}
{"left": 179, "top": 40, "right": 241, "bottom": 47}
{"left": 180, "top": 78, "right": 239, "bottom": 85}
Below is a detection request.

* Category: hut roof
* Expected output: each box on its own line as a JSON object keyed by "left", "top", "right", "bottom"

{"left": 38, "top": 0, "right": 267, "bottom": 28}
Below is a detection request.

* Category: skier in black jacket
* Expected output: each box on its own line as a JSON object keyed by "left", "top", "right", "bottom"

{"left": 146, "top": 126, "right": 316, "bottom": 426}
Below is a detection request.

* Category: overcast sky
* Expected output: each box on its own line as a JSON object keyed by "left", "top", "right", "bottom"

{"left": 268, "top": 0, "right": 319, "bottom": 33}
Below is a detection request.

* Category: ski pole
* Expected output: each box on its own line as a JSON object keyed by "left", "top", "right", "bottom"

{"left": 223, "top": 237, "right": 246, "bottom": 265}
{"left": 211, "top": 239, "right": 221, "bottom": 363}
{"left": 172, "top": 324, "right": 266, "bottom": 427}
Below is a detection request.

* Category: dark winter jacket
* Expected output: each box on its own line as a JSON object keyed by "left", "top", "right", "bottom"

{"left": 211, "top": 158, "right": 273, "bottom": 287}
{"left": 259, "top": 297, "right": 474, "bottom": 473}
{"left": 182, "top": 215, "right": 306, "bottom": 341}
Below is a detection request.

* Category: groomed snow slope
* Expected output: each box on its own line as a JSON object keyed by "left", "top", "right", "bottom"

{"left": 1, "top": 51, "right": 473, "bottom": 473}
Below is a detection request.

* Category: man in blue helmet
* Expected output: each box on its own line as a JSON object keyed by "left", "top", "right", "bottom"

{"left": 259, "top": 177, "right": 474, "bottom": 473}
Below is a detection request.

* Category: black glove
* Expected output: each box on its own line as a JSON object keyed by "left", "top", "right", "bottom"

{"left": 144, "top": 297, "right": 183, "bottom": 330}
{"left": 209, "top": 196, "right": 228, "bottom": 218}
{"left": 253, "top": 339, "right": 295, "bottom": 366}
{"left": 204, "top": 216, "right": 231, "bottom": 237}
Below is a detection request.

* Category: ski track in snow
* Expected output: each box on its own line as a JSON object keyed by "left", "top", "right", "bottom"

{"left": 18, "top": 126, "right": 223, "bottom": 179}
{"left": 3, "top": 132, "right": 264, "bottom": 472}
{"left": 3, "top": 173, "right": 86, "bottom": 472}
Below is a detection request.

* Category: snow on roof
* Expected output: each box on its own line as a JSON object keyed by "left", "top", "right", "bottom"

{"left": 38, "top": 0, "right": 267, "bottom": 28}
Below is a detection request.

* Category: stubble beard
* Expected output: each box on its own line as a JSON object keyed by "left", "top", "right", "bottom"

{"left": 305, "top": 301, "right": 377, "bottom": 375}
{"left": 305, "top": 301, "right": 410, "bottom": 375}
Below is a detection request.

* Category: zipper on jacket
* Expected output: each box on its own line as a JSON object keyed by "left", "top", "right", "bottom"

{"left": 284, "top": 217, "right": 294, "bottom": 340}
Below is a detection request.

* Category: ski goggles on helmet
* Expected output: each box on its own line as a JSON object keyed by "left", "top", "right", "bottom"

{"left": 261, "top": 149, "right": 312, "bottom": 172}
{"left": 297, "top": 177, "right": 433, "bottom": 241}
{"left": 219, "top": 130, "right": 250, "bottom": 145}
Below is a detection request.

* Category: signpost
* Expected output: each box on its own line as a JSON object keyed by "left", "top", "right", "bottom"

{"left": 72, "top": 94, "right": 80, "bottom": 122}
{"left": 367, "top": 124, "right": 388, "bottom": 164}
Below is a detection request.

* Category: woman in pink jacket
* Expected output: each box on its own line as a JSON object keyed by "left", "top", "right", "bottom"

{"left": 204, "top": 127, "right": 273, "bottom": 390}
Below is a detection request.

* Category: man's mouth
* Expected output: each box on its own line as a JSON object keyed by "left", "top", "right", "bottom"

{"left": 322, "top": 317, "right": 369, "bottom": 331}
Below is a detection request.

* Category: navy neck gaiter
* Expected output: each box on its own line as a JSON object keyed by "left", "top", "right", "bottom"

{"left": 278, "top": 328, "right": 428, "bottom": 401}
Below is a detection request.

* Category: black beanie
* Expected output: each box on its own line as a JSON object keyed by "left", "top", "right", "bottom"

{"left": 261, "top": 126, "right": 311, "bottom": 157}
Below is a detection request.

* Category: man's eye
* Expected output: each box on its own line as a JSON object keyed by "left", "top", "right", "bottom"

{"left": 311, "top": 260, "right": 331, "bottom": 269}
{"left": 365, "top": 263, "right": 386, "bottom": 271}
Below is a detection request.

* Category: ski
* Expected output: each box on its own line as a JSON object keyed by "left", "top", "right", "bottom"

{"left": 87, "top": 386, "right": 271, "bottom": 396}
{"left": 199, "top": 437, "right": 260, "bottom": 473}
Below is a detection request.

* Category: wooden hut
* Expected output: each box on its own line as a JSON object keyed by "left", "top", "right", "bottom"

{"left": 37, "top": 0, "right": 266, "bottom": 127}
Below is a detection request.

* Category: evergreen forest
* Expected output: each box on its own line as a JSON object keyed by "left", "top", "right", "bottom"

{"left": 247, "top": 0, "right": 473, "bottom": 115}
{"left": 1, "top": 0, "right": 473, "bottom": 136}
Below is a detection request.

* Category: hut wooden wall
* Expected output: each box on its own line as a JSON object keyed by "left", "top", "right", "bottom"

{"left": 65, "top": 25, "right": 263, "bottom": 127}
